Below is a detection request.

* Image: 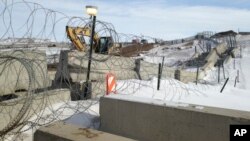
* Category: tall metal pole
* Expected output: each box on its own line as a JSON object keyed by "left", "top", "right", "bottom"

{"left": 84, "top": 15, "right": 96, "bottom": 98}
{"left": 86, "top": 15, "right": 96, "bottom": 82}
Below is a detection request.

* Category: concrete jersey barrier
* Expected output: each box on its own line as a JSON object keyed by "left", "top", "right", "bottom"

{"left": 0, "top": 50, "right": 50, "bottom": 96}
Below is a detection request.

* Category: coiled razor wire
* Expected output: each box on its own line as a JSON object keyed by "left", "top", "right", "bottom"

{"left": 0, "top": 55, "right": 34, "bottom": 136}
{"left": 0, "top": 0, "right": 248, "bottom": 140}
{"left": 0, "top": 0, "right": 136, "bottom": 140}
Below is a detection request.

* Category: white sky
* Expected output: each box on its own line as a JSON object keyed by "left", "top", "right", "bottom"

{"left": 1, "top": 0, "right": 250, "bottom": 40}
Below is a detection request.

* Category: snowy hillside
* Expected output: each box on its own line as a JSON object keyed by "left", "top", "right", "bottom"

{"left": 141, "top": 37, "right": 216, "bottom": 68}
{"left": 112, "top": 36, "right": 250, "bottom": 112}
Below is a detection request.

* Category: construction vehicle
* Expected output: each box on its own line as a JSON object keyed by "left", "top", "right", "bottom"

{"left": 141, "top": 39, "right": 148, "bottom": 44}
{"left": 66, "top": 26, "right": 120, "bottom": 54}
{"left": 66, "top": 26, "right": 157, "bottom": 57}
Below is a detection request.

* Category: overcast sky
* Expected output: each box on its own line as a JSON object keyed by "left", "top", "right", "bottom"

{"left": 2, "top": 0, "right": 250, "bottom": 40}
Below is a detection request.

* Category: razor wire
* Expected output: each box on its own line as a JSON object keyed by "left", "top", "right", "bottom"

{"left": 0, "top": 0, "right": 142, "bottom": 140}
{"left": 0, "top": 0, "right": 247, "bottom": 140}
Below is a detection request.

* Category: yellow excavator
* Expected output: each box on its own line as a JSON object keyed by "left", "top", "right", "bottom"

{"left": 66, "top": 26, "right": 119, "bottom": 54}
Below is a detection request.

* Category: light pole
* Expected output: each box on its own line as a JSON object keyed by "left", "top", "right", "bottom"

{"left": 83, "top": 5, "right": 98, "bottom": 99}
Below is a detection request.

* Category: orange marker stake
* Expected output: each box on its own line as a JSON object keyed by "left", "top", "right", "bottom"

{"left": 106, "top": 73, "right": 116, "bottom": 95}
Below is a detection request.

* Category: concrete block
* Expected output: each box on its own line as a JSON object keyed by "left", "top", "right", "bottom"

{"left": 0, "top": 50, "right": 50, "bottom": 96}
{"left": 34, "top": 122, "right": 135, "bottom": 141}
{"left": 0, "top": 89, "right": 70, "bottom": 134}
{"left": 100, "top": 96, "right": 250, "bottom": 141}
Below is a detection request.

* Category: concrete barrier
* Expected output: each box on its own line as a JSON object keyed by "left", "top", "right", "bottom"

{"left": 174, "top": 69, "right": 206, "bottom": 83}
{"left": 205, "top": 43, "right": 227, "bottom": 63}
{"left": 68, "top": 51, "right": 137, "bottom": 82}
{"left": 100, "top": 96, "right": 250, "bottom": 141}
{"left": 0, "top": 89, "right": 70, "bottom": 135}
{"left": 174, "top": 43, "right": 228, "bottom": 83}
{"left": 60, "top": 44, "right": 229, "bottom": 84}
{"left": 66, "top": 51, "right": 175, "bottom": 82}
{"left": 0, "top": 50, "right": 50, "bottom": 96}
{"left": 224, "top": 47, "right": 240, "bottom": 64}
{"left": 34, "top": 121, "right": 135, "bottom": 141}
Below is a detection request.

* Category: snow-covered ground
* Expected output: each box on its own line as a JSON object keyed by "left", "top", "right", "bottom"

{"left": 18, "top": 44, "right": 250, "bottom": 141}
{"left": 8, "top": 36, "right": 250, "bottom": 141}
{"left": 0, "top": 46, "right": 68, "bottom": 55}
{"left": 142, "top": 47, "right": 196, "bottom": 67}
{"left": 113, "top": 46, "right": 250, "bottom": 112}
{"left": 11, "top": 100, "right": 100, "bottom": 141}
{"left": 141, "top": 39, "right": 214, "bottom": 67}
{"left": 0, "top": 38, "right": 51, "bottom": 45}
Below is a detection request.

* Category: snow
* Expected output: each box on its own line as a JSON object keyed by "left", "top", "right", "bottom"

{"left": 8, "top": 35, "right": 250, "bottom": 140}
{"left": 111, "top": 35, "right": 250, "bottom": 112}
{"left": 0, "top": 38, "right": 52, "bottom": 45}
{"left": 142, "top": 46, "right": 196, "bottom": 67}
{"left": 12, "top": 100, "right": 100, "bottom": 141}
{"left": 111, "top": 46, "right": 250, "bottom": 112}
{"left": 141, "top": 39, "right": 214, "bottom": 68}
{"left": 44, "top": 47, "right": 69, "bottom": 55}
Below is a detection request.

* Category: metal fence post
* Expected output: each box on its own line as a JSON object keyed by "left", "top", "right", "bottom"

{"left": 157, "top": 63, "right": 162, "bottom": 90}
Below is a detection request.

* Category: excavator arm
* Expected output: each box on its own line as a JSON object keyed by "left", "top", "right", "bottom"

{"left": 66, "top": 26, "right": 99, "bottom": 52}
{"left": 66, "top": 26, "right": 120, "bottom": 54}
